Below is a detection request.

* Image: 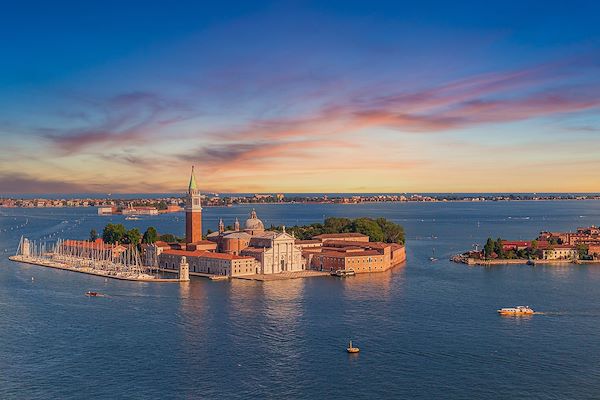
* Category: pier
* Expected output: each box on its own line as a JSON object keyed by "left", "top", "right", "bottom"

{"left": 9, "top": 237, "right": 185, "bottom": 283}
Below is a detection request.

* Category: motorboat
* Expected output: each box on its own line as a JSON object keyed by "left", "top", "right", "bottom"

{"left": 497, "top": 306, "right": 534, "bottom": 315}
{"left": 331, "top": 269, "right": 356, "bottom": 277}
{"left": 85, "top": 291, "right": 104, "bottom": 297}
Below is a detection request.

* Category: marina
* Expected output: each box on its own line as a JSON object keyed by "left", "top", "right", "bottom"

{"left": 9, "top": 237, "right": 183, "bottom": 283}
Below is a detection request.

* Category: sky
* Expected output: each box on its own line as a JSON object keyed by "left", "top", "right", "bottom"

{"left": 1, "top": 0, "right": 599, "bottom": 194}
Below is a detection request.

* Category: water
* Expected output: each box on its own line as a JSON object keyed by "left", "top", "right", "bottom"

{"left": 1, "top": 201, "right": 600, "bottom": 399}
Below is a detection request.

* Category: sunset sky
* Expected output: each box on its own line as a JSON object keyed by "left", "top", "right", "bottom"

{"left": 1, "top": 1, "right": 599, "bottom": 194}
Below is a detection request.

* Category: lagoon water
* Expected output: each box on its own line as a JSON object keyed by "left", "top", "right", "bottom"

{"left": 2, "top": 201, "right": 600, "bottom": 399}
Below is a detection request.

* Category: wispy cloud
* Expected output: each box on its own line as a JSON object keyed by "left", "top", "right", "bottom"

{"left": 212, "top": 54, "right": 600, "bottom": 145}
{"left": 40, "top": 91, "right": 192, "bottom": 154}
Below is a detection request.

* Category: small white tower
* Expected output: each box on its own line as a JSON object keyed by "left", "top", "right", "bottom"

{"left": 179, "top": 256, "right": 190, "bottom": 282}
{"left": 234, "top": 217, "right": 240, "bottom": 231}
{"left": 218, "top": 218, "right": 225, "bottom": 234}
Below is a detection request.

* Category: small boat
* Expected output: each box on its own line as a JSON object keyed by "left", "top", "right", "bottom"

{"left": 497, "top": 306, "right": 534, "bottom": 315}
{"left": 125, "top": 216, "right": 140, "bottom": 221}
{"left": 347, "top": 340, "right": 360, "bottom": 353}
{"left": 331, "top": 269, "right": 356, "bottom": 277}
{"left": 85, "top": 291, "right": 103, "bottom": 297}
{"left": 429, "top": 248, "right": 438, "bottom": 262}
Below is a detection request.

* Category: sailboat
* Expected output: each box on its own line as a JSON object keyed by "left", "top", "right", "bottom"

{"left": 429, "top": 248, "right": 438, "bottom": 262}
{"left": 347, "top": 340, "right": 360, "bottom": 353}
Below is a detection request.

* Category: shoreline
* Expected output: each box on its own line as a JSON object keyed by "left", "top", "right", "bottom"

{"left": 3, "top": 197, "right": 600, "bottom": 210}
{"left": 452, "top": 256, "right": 600, "bottom": 266}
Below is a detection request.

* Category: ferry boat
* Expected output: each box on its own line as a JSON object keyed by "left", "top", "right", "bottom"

{"left": 497, "top": 306, "right": 534, "bottom": 315}
{"left": 331, "top": 269, "right": 356, "bottom": 277}
{"left": 347, "top": 340, "right": 360, "bottom": 353}
{"left": 125, "top": 216, "right": 140, "bottom": 221}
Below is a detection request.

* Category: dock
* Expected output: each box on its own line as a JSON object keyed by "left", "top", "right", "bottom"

{"left": 9, "top": 255, "right": 183, "bottom": 283}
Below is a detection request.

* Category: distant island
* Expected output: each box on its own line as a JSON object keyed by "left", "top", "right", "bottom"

{"left": 2, "top": 193, "right": 600, "bottom": 210}
{"left": 453, "top": 226, "right": 600, "bottom": 265}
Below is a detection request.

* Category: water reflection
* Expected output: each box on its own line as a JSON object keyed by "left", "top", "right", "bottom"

{"left": 341, "top": 263, "right": 406, "bottom": 302}
{"left": 178, "top": 279, "right": 208, "bottom": 343}
{"left": 540, "top": 264, "right": 576, "bottom": 279}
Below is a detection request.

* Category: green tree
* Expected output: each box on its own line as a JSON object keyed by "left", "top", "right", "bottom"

{"left": 89, "top": 229, "right": 98, "bottom": 242}
{"left": 576, "top": 243, "right": 589, "bottom": 259}
{"left": 102, "top": 223, "right": 127, "bottom": 244}
{"left": 494, "top": 237, "right": 505, "bottom": 258}
{"left": 376, "top": 217, "right": 405, "bottom": 244}
{"left": 484, "top": 238, "right": 495, "bottom": 258}
{"left": 123, "top": 228, "right": 142, "bottom": 245}
{"left": 323, "top": 217, "right": 352, "bottom": 234}
{"left": 351, "top": 218, "right": 385, "bottom": 242}
{"left": 159, "top": 233, "right": 178, "bottom": 243}
{"left": 142, "top": 227, "right": 158, "bottom": 244}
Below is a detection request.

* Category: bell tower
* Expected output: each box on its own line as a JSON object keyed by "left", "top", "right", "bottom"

{"left": 185, "top": 166, "right": 203, "bottom": 243}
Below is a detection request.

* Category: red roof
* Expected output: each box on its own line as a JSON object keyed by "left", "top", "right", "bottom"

{"left": 313, "top": 233, "right": 369, "bottom": 239}
{"left": 319, "top": 250, "right": 381, "bottom": 258}
{"left": 162, "top": 249, "right": 253, "bottom": 260}
{"left": 502, "top": 241, "right": 530, "bottom": 246}
{"left": 63, "top": 239, "right": 125, "bottom": 250}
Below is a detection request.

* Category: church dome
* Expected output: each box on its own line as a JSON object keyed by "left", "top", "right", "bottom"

{"left": 245, "top": 209, "right": 265, "bottom": 232}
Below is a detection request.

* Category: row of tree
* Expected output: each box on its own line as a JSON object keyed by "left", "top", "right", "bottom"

{"left": 90, "top": 224, "right": 182, "bottom": 246}
{"left": 271, "top": 217, "right": 405, "bottom": 244}
{"left": 90, "top": 216, "right": 405, "bottom": 247}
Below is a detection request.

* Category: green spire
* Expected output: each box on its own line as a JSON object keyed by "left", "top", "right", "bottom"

{"left": 189, "top": 166, "right": 198, "bottom": 191}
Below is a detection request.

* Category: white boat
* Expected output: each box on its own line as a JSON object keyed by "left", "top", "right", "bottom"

{"left": 497, "top": 306, "right": 535, "bottom": 315}
{"left": 331, "top": 269, "right": 356, "bottom": 277}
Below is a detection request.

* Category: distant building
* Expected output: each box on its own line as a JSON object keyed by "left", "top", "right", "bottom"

{"left": 542, "top": 246, "right": 578, "bottom": 260}
{"left": 166, "top": 204, "right": 182, "bottom": 213}
{"left": 97, "top": 206, "right": 116, "bottom": 215}
{"left": 122, "top": 206, "right": 159, "bottom": 215}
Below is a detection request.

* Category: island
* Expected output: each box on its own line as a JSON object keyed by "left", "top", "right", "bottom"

{"left": 452, "top": 226, "right": 600, "bottom": 265}
{"left": 9, "top": 167, "right": 407, "bottom": 282}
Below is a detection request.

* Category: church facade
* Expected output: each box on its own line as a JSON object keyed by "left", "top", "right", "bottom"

{"left": 208, "top": 209, "right": 305, "bottom": 273}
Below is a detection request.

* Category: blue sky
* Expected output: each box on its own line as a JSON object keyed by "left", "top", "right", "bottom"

{"left": 1, "top": 1, "right": 599, "bottom": 193}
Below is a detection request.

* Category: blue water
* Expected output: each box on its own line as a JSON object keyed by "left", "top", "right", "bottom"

{"left": 1, "top": 201, "right": 600, "bottom": 399}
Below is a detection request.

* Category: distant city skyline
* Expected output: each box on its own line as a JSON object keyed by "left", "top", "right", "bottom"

{"left": 1, "top": 1, "right": 599, "bottom": 194}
